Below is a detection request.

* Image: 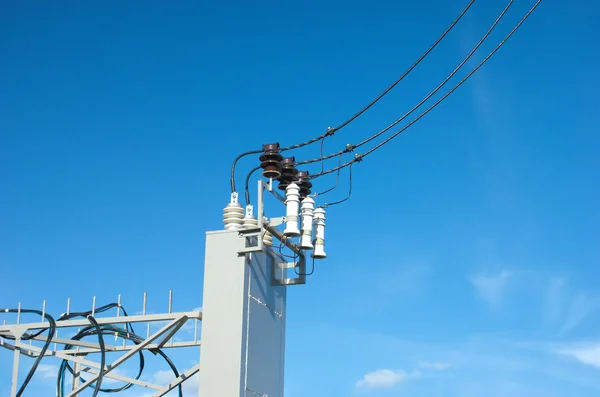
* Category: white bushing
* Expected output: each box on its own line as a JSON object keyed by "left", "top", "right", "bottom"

{"left": 223, "top": 193, "right": 244, "bottom": 230}
{"left": 312, "top": 207, "right": 326, "bottom": 258}
{"left": 263, "top": 217, "right": 274, "bottom": 247}
{"left": 243, "top": 205, "right": 258, "bottom": 229}
{"left": 299, "top": 196, "right": 315, "bottom": 249}
{"left": 263, "top": 231, "right": 274, "bottom": 247}
{"left": 283, "top": 182, "right": 301, "bottom": 236}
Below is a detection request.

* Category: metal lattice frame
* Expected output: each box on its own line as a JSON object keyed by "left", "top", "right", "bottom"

{"left": 2, "top": 179, "right": 314, "bottom": 397}
{"left": 0, "top": 293, "right": 202, "bottom": 397}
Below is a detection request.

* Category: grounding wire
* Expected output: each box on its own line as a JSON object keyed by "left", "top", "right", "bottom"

{"left": 309, "top": 0, "right": 543, "bottom": 180}
{"left": 230, "top": 0, "right": 475, "bottom": 192}
{"left": 296, "top": 0, "right": 514, "bottom": 167}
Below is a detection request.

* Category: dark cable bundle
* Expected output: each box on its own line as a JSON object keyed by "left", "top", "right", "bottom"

{"left": 1, "top": 303, "right": 184, "bottom": 397}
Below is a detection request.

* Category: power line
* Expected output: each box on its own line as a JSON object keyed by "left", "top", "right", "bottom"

{"left": 296, "top": 0, "right": 515, "bottom": 167}
{"left": 309, "top": 0, "right": 543, "bottom": 180}
{"left": 323, "top": 0, "right": 476, "bottom": 136}
{"left": 230, "top": 0, "right": 476, "bottom": 192}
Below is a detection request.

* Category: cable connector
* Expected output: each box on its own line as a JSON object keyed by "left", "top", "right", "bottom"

{"left": 344, "top": 144, "right": 354, "bottom": 153}
{"left": 354, "top": 153, "right": 363, "bottom": 162}
{"left": 325, "top": 127, "right": 335, "bottom": 136}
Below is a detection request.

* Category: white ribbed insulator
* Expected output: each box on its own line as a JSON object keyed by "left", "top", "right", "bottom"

{"left": 283, "top": 182, "right": 301, "bottom": 236}
{"left": 312, "top": 207, "right": 327, "bottom": 258}
{"left": 223, "top": 193, "right": 244, "bottom": 230}
{"left": 263, "top": 216, "right": 273, "bottom": 247}
{"left": 243, "top": 205, "right": 259, "bottom": 229}
{"left": 299, "top": 196, "right": 315, "bottom": 249}
{"left": 263, "top": 230, "right": 274, "bottom": 247}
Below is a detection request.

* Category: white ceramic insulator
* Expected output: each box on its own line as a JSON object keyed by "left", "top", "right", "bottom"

{"left": 299, "top": 196, "right": 315, "bottom": 249}
{"left": 223, "top": 192, "right": 244, "bottom": 230}
{"left": 283, "top": 182, "right": 301, "bottom": 236}
{"left": 312, "top": 207, "right": 327, "bottom": 258}
{"left": 243, "top": 205, "right": 258, "bottom": 229}
{"left": 262, "top": 216, "right": 273, "bottom": 247}
{"left": 263, "top": 230, "right": 274, "bottom": 247}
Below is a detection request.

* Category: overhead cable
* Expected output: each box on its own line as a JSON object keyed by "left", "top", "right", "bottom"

{"left": 309, "top": 0, "right": 543, "bottom": 180}
{"left": 230, "top": 0, "right": 475, "bottom": 193}
{"left": 323, "top": 0, "right": 476, "bottom": 136}
{"left": 297, "top": 0, "right": 515, "bottom": 167}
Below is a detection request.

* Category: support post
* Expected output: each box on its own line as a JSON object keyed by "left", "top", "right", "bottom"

{"left": 198, "top": 230, "right": 287, "bottom": 397}
{"left": 11, "top": 340, "right": 20, "bottom": 397}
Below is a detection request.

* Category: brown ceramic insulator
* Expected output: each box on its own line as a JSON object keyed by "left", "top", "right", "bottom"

{"left": 295, "top": 170, "right": 312, "bottom": 198}
{"left": 299, "top": 188, "right": 312, "bottom": 199}
{"left": 259, "top": 144, "right": 284, "bottom": 179}
{"left": 259, "top": 152, "right": 283, "bottom": 163}
{"left": 261, "top": 161, "right": 282, "bottom": 179}
{"left": 277, "top": 157, "right": 298, "bottom": 189}
{"left": 262, "top": 143, "right": 280, "bottom": 152}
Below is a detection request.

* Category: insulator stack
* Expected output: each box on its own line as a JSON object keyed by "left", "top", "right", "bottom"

{"left": 223, "top": 193, "right": 244, "bottom": 230}
{"left": 277, "top": 157, "right": 298, "bottom": 191}
{"left": 296, "top": 171, "right": 312, "bottom": 199}
{"left": 263, "top": 229, "right": 274, "bottom": 247}
{"left": 259, "top": 143, "right": 283, "bottom": 179}
{"left": 312, "top": 208, "right": 327, "bottom": 258}
{"left": 283, "top": 182, "right": 301, "bottom": 236}
{"left": 299, "top": 196, "right": 315, "bottom": 249}
{"left": 243, "top": 205, "right": 258, "bottom": 229}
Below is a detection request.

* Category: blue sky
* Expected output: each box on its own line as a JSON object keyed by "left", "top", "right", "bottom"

{"left": 1, "top": 0, "right": 599, "bottom": 396}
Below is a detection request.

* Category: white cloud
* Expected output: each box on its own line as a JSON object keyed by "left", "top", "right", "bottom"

{"left": 559, "top": 292, "right": 600, "bottom": 335}
{"left": 37, "top": 363, "right": 58, "bottom": 379}
{"left": 419, "top": 361, "right": 452, "bottom": 371}
{"left": 355, "top": 368, "right": 420, "bottom": 389}
{"left": 557, "top": 344, "right": 600, "bottom": 369}
{"left": 152, "top": 368, "right": 199, "bottom": 396}
{"left": 468, "top": 270, "right": 511, "bottom": 307}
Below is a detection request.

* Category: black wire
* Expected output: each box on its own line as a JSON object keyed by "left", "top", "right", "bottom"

{"left": 86, "top": 316, "right": 105, "bottom": 397}
{"left": 245, "top": 165, "right": 262, "bottom": 205}
{"left": 322, "top": 162, "right": 353, "bottom": 207}
{"left": 0, "top": 308, "right": 56, "bottom": 397}
{"left": 326, "top": 0, "right": 476, "bottom": 135}
{"left": 230, "top": 1, "right": 476, "bottom": 188}
{"left": 309, "top": 0, "right": 543, "bottom": 179}
{"left": 294, "top": 255, "right": 316, "bottom": 276}
{"left": 319, "top": 136, "right": 325, "bottom": 174}
{"left": 314, "top": 153, "right": 343, "bottom": 196}
{"left": 230, "top": 149, "right": 264, "bottom": 193}
{"left": 57, "top": 312, "right": 183, "bottom": 397}
{"left": 58, "top": 325, "right": 145, "bottom": 396}
{"left": 296, "top": 0, "right": 514, "bottom": 167}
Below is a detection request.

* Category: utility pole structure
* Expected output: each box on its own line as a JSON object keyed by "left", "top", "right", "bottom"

{"left": 199, "top": 178, "right": 314, "bottom": 396}
{"left": 1, "top": 175, "right": 326, "bottom": 397}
